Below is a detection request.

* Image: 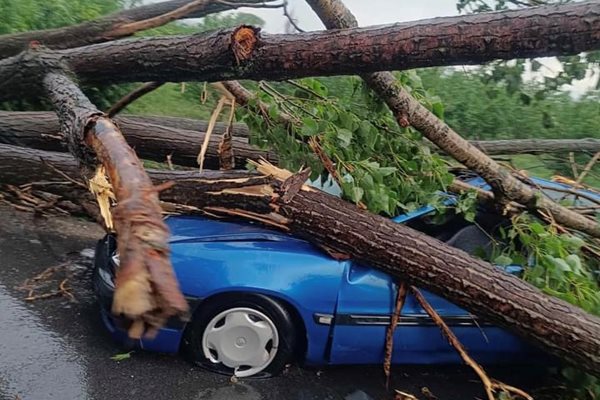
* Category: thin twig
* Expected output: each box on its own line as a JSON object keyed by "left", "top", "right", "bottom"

{"left": 569, "top": 152, "right": 579, "bottom": 178}
{"left": 282, "top": 0, "right": 305, "bottom": 32}
{"left": 110, "top": 0, "right": 215, "bottom": 36}
{"left": 286, "top": 79, "right": 328, "bottom": 100}
{"left": 106, "top": 81, "right": 164, "bottom": 117}
{"left": 410, "top": 286, "right": 532, "bottom": 400}
{"left": 384, "top": 281, "right": 408, "bottom": 388}
{"left": 198, "top": 96, "right": 228, "bottom": 172}
{"left": 39, "top": 158, "right": 88, "bottom": 189}
{"left": 217, "top": 0, "right": 284, "bottom": 8}
{"left": 576, "top": 151, "right": 600, "bottom": 185}
{"left": 219, "top": 98, "right": 237, "bottom": 170}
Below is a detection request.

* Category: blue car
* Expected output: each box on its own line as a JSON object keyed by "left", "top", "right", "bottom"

{"left": 93, "top": 175, "right": 599, "bottom": 377}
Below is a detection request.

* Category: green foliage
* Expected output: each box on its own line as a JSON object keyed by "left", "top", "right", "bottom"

{"left": 137, "top": 12, "right": 264, "bottom": 37}
{"left": 494, "top": 214, "right": 600, "bottom": 314}
{"left": 239, "top": 74, "right": 453, "bottom": 216}
{"left": 418, "top": 68, "right": 600, "bottom": 186}
{"left": 110, "top": 351, "right": 133, "bottom": 361}
{"left": 0, "top": 0, "right": 126, "bottom": 33}
{"left": 456, "top": 0, "right": 600, "bottom": 101}
{"left": 491, "top": 213, "right": 600, "bottom": 399}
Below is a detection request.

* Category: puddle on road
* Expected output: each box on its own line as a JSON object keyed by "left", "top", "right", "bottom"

{"left": 0, "top": 284, "right": 89, "bottom": 399}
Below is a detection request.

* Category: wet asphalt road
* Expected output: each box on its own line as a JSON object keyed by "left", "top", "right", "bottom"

{"left": 0, "top": 206, "right": 553, "bottom": 400}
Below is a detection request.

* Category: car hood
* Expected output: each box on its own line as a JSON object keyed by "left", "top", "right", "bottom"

{"left": 165, "top": 215, "right": 299, "bottom": 243}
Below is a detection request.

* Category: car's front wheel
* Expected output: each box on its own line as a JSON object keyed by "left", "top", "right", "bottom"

{"left": 181, "top": 294, "right": 297, "bottom": 378}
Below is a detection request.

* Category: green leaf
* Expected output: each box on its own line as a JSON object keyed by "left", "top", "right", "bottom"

{"left": 300, "top": 118, "right": 319, "bottom": 136}
{"left": 110, "top": 351, "right": 133, "bottom": 361}
{"left": 494, "top": 255, "right": 513, "bottom": 267}
{"left": 337, "top": 128, "right": 353, "bottom": 148}
{"left": 432, "top": 102, "right": 444, "bottom": 119}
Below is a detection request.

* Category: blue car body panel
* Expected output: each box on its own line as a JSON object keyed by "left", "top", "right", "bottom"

{"left": 96, "top": 175, "right": 600, "bottom": 366}
{"left": 164, "top": 216, "right": 345, "bottom": 364}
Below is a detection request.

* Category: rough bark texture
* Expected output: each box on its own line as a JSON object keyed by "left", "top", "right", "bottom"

{"left": 442, "top": 138, "right": 600, "bottom": 155}
{"left": 0, "top": 0, "right": 273, "bottom": 59}
{"left": 2, "top": 1, "right": 600, "bottom": 98}
{"left": 305, "top": 0, "right": 600, "bottom": 239}
{"left": 0, "top": 142, "right": 258, "bottom": 213}
{"left": 43, "top": 71, "right": 188, "bottom": 337}
{"left": 0, "top": 111, "right": 273, "bottom": 168}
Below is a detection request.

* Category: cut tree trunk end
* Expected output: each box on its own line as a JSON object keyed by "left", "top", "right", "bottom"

{"left": 43, "top": 71, "right": 188, "bottom": 338}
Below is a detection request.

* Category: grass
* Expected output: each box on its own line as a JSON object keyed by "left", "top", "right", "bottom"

{"left": 124, "top": 83, "right": 214, "bottom": 120}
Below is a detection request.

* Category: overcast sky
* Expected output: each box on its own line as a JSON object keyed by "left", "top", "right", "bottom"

{"left": 230, "top": 0, "right": 459, "bottom": 33}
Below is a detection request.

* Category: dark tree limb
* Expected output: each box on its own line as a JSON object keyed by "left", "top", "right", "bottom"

{"left": 0, "top": 0, "right": 279, "bottom": 59}
{"left": 305, "top": 0, "right": 600, "bottom": 239}
{"left": 439, "top": 138, "right": 600, "bottom": 155}
{"left": 411, "top": 286, "right": 532, "bottom": 400}
{"left": 43, "top": 71, "right": 188, "bottom": 337}
{"left": 2, "top": 1, "right": 600, "bottom": 97}
{"left": 0, "top": 142, "right": 260, "bottom": 218}
{"left": 0, "top": 111, "right": 275, "bottom": 168}
{"left": 106, "top": 82, "right": 164, "bottom": 117}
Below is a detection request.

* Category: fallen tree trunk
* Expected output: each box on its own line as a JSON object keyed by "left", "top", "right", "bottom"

{"left": 0, "top": 143, "right": 261, "bottom": 217}
{"left": 0, "top": 111, "right": 273, "bottom": 168}
{"left": 445, "top": 138, "right": 600, "bottom": 155}
{"left": 43, "top": 71, "right": 188, "bottom": 337}
{"left": 305, "top": 0, "right": 600, "bottom": 239}
{"left": 2, "top": 1, "right": 600, "bottom": 98}
{"left": 0, "top": 0, "right": 276, "bottom": 59}
{"left": 4, "top": 111, "right": 599, "bottom": 157}
{"left": 2, "top": 146, "right": 598, "bottom": 375}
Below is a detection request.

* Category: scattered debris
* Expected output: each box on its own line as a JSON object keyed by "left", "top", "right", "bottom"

{"left": 110, "top": 351, "right": 134, "bottom": 361}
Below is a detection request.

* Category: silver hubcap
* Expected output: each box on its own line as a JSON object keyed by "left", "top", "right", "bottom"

{"left": 202, "top": 307, "right": 279, "bottom": 377}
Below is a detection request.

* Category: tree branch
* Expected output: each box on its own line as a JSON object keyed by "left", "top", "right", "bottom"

{"left": 2, "top": 1, "right": 600, "bottom": 96}
{"left": 43, "top": 71, "right": 188, "bottom": 337}
{"left": 0, "top": 111, "right": 275, "bottom": 169}
{"left": 106, "top": 82, "right": 164, "bottom": 117}
{"left": 305, "top": 0, "right": 600, "bottom": 238}
{"left": 0, "top": 0, "right": 279, "bottom": 59}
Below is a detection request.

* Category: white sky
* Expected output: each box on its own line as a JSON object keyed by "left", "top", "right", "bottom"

{"left": 240, "top": 0, "right": 459, "bottom": 33}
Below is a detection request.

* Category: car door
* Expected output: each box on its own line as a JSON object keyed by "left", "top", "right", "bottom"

{"left": 328, "top": 262, "right": 535, "bottom": 365}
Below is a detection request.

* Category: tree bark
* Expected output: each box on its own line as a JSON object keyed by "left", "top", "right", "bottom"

{"left": 43, "top": 71, "right": 188, "bottom": 337}
{"left": 0, "top": 142, "right": 259, "bottom": 218}
{"left": 450, "top": 138, "right": 600, "bottom": 155}
{"left": 0, "top": 111, "right": 273, "bottom": 168}
{"left": 0, "top": 0, "right": 275, "bottom": 59}
{"left": 2, "top": 1, "right": 600, "bottom": 99}
{"left": 304, "top": 0, "right": 600, "bottom": 239}
{"left": 3, "top": 143, "right": 599, "bottom": 374}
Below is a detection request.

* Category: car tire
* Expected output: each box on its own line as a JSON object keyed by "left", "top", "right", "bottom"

{"left": 181, "top": 293, "right": 297, "bottom": 378}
